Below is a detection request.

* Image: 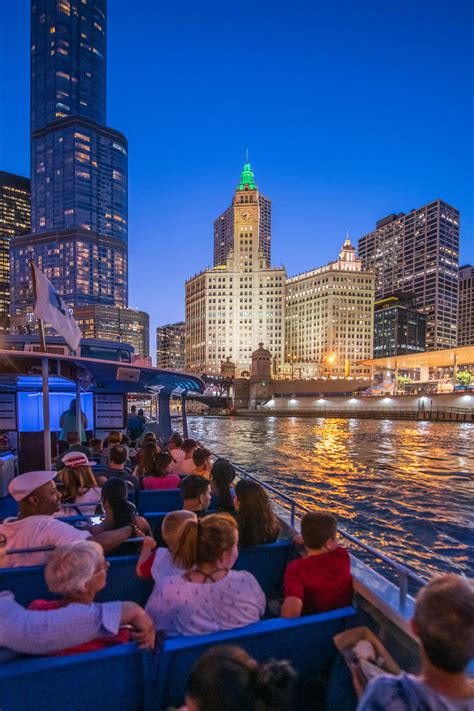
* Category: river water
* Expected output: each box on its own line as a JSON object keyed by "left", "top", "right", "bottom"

{"left": 187, "top": 416, "right": 474, "bottom": 579}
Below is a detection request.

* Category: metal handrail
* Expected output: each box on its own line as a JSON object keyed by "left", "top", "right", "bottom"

{"left": 217, "top": 454, "right": 427, "bottom": 604}
{"left": 5, "top": 537, "right": 146, "bottom": 556}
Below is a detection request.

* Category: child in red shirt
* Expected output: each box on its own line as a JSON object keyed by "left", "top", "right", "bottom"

{"left": 281, "top": 512, "right": 352, "bottom": 618}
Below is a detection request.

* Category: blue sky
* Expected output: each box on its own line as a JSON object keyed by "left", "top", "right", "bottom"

{"left": 1, "top": 0, "right": 473, "bottom": 349}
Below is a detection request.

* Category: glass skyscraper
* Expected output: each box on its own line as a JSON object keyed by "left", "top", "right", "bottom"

{"left": 11, "top": 0, "right": 128, "bottom": 330}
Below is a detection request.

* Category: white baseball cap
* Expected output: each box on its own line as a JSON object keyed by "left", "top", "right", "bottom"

{"left": 9, "top": 471, "right": 57, "bottom": 502}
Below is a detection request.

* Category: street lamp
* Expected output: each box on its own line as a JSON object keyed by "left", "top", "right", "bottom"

{"left": 326, "top": 352, "right": 337, "bottom": 379}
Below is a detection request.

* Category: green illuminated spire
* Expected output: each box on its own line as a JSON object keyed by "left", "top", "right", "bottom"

{"left": 238, "top": 157, "right": 257, "bottom": 190}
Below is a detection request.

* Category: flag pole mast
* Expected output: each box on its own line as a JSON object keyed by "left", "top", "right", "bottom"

{"left": 29, "top": 256, "right": 52, "bottom": 470}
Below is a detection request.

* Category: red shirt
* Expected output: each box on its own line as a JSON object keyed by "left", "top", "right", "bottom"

{"left": 283, "top": 546, "right": 352, "bottom": 614}
{"left": 28, "top": 599, "right": 129, "bottom": 655}
{"left": 142, "top": 474, "right": 180, "bottom": 490}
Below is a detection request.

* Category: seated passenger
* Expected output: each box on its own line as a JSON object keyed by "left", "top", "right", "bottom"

{"left": 88, "top": 437, "right": 103, "bottom": 463}
{"left": 100, "top": 430, "right": 123, "bottom": 463}
{"left": 143, "top": 452, "right": 181, "bottom": 490}
{"left": 183, "top": 645, "right": 297, "bottom": 711}
{"left": 210, "top": 458, "right": 236, "bottom": 513}
{"left": 99, "top": 445, "right": 140, "bottom": 494}
{"left": 28, "top": 541, "right": 130, "bottom": 655}
{"left": 180, "top": 475, "right": 212, "bottom": 517}
{"left": 121, "top": 434, "right": 137, "bottom": 462}
{"left": 0, "top": 471, "right": 134, "bottom": 567}
{"left": 57, "top": 452, "right": 101, "bottom": 516}
{"left": 133, "top": 440, "right": 159, "bottom": 478}
{"left": 55, "top": 430, "right": 93, "bottom": 471}
{"left": 168, "top": 433, "right": 185, "bottom": 470}
{"left": 357, "top": 574, "right": 474, "bottom": 711}
{"left": 90, "top": 478, "right": 151, "bottom": 555}
{"left": 136, "top": 510, "right": 197, "bottom": 579}
{"left": 281, "top": 512, "right": 352, "bottom": 618}
{"left": 192, "top": 447, "right": 212, "bottom": 479}
{"left": 234, "top": 479, "right": 280, "bottom": 548}
{"left": 145, "top": 513, "right": 266, "bottom": 636}
{"left": 177, "top": 438, "right": 198, "bottom": 475}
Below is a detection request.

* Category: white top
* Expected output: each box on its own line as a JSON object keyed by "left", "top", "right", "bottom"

{"left": 174, "top": 458, "right": 195, "bottom": 475}
{"left": 0, "top": 515, "right": 90, "bottom": 567}
{"left": 57, "top": 487, "right": 102, "bottom": 517}
{"left": 145, "top": 569, "right": 266, "bottom": 636}
{"left": 151, "top": 547, "right": 183, "bottom": 582}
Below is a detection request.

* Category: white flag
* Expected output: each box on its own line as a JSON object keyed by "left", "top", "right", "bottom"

{"left": 32, "top": 264, "right": 81, "bottom": 351}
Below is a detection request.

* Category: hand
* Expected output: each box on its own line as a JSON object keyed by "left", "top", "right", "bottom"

{"left": 121, "top": 602, "right": 155, "bottom": 650}
{"left": 349, "top": 661, "right": 365, "bottom": 699}
{"left": 293, "top": 534, "right": 304, "bottom": 546}
{"left": 141, "top": 535, "right": 157, "bottom": 552}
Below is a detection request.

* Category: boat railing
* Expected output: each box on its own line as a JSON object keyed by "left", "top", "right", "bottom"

{"left": 220, "top": 456, "right": 427, "bottom": 607}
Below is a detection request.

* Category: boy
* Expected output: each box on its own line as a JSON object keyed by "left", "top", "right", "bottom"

{"left": 192, "top": 448, "right": 212, "bottom": 479}
{"left": 357, "top": 574, "right": 474, "bottom": 710}
{"left": 281, "top": 511, "right": 352, "bottom": 618}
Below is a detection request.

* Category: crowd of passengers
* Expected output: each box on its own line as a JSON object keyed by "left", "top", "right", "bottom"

{"left": 0, "top": 426, "right": 473, "bottom": 710}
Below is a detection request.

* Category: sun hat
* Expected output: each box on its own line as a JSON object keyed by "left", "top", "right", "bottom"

{"left": 9, "top": 471, "right": 57, "bottom": 502}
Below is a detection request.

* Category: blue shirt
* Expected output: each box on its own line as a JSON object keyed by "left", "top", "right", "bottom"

{"left": 358, "top": 673, "right": 474, "bottom": 711}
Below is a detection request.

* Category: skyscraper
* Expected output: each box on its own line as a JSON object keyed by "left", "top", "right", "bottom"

{"left": 10, "top": 0, "right": 128, "bottom": 330}
{"left": 285, "top": 239, "right": 375, "bottom": 378}
{"left": 458, "top": 265, "right": 474, "bottom": 347}
{"left": 186, "top": 163, "right": 285, "bottom": 376}
{"left": 73, "top": 304, "right": 149, "bottom": 357}
{"left": 156, "top": 322, "right": 185, "bottom": 370}
{"left": 213, "top": 162, "right": 271, "bottom": 267}
{"left": 373, "top": 295, "right": 427, "bottom": 358}
{"left": 0, "top": 172, "right": 31, "bottom": 332}
{"left": 358, "top": 200, "right": 459, "bottom": 350}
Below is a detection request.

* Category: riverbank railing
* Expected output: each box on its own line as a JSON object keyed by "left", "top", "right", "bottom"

{"left": 214, "top": 454, "right": 427, "bottom": 608}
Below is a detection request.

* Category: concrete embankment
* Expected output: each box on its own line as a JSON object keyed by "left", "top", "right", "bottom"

{"left": 235, "top": 408, "right": 474, "bottom": 422}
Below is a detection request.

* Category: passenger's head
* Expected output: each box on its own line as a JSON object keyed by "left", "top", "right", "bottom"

{"left": 185, "top": 645, "right": 297, "bottom": 711}
{"left": 173, "top": 513, "right": 238, "bottom": 571}
{"left": 180, "top": 475, "right": 211, "bottom": 512}
{"left": 101, "top": 477, "right": 136, "bottom": 528}
{"left": 121, "top": 434, "right": 130, "bottom": 447}
{"left": 10, "top": 471, "right": 62, "bottom": 517}
{"left": 89, "top": 438, "right": 102, "bottom": 452}
{"left": 183, "top": 438, "right": 196, "bottom": 457}
{"left": 107, "top": 430, "right": 122, "bottom": 447}
{"left": 168, "top": 433, "right": 183, "bottom": 450}
{"left": 143, "top": 432, "right": 157, "bottom": 444}
{"left": 192, "top": 447, "right": 212, "bottom": 473}
{"left": 130, "top": 405, "right": 137, "bottom": 413}
{"left": 211, "top": 459, "right": 235, "bottom": 511}
{"left": 109, "top": 445, "right": 128, "bottom": 467}
{"left": 412, "top": 574, "right": 474, "bottom": 673}
{"left": 139, "top": 441, "right": 159, "bottom": 474}
{"left": 45, "top": 541, "right": 108, "bottom": 600}
{"left": 234, "top": 479, "right": 279, "bottom": 548}
{"left": 161, "top": 510, "right": 197, "bottom": 550}
{"left": 66, "top": 430, "right": 80, "bottom": 446}
{"left": 58, "top": 455, "right": 97, "bottom": 504}
{"left": 151, "top": 452, "right": 173, "bottom": 477}
{"left": 300, "top": 512, "right": 338, "bottom": 553}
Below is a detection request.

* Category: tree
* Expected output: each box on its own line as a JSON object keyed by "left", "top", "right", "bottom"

{"left": 456, "top": 370, "right": 471, "bottom": 386}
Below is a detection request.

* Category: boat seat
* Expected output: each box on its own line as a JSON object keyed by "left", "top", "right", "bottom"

{"left": 137, "top": 489, "right": 182, "bottom": 514}
{"left": 0, "top": 643, "right": 155, "bottom": 711}
{"left": 155, "top": 606, "right": 357, "bottom": 711}
{"left": 234, "top": 540, "right": 296, "bottom": 598}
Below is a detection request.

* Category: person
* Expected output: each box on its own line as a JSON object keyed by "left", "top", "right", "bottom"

{"left": 145, "top": 513, "right": 266, "bottom": 636}
{"left": 133, "top": 441, "right": 159, "bottom": 478}
{"left": 0, "top": 471, "right": 136, "bottom": 567}
{"left": 168, "top": 433, "right": 185, "bottom": 471}
{"left": 56, "top": 430, "right": 93, "bottom": 471}
{"left": 88, "top": 438, "right": 103, "bottom": 463}
{"left": 121, "top": 433, "right": 137, "bottom": 462}
{"left": 357, "top": 574, "right": 474, "bottom": 711}
{"left": 176, "top": 438, "right": 198, "bottom": 475}
{"left": 234, "top": 479, "right": 280, "bottom": 548}
{"left": 58, "top": 398, "right": 88, "bottom": 450}
{"left": 192, "top": 448, "right": 212, "bottom": 479}
{"left": 182, "top": 645, "right": 297, "bottom": 711}
{"left": 281, "top": 512, "right": 352, "bottom": 618}
{"left": 127, "top": 405, "right": 144, "bottom": 442}
{"left": 0, "top": 589, "right": 155, "bottom": 662}
{"left": 210, "top": 458, "right": 236, "bottom": 513}
{"left": 180, "top": 475, "right": 212, "bottom": 517}
{"left": 136, "top": 510, "right": 197, "bottom": 580}
{"left": 100, "top": 430, "right": 123, "bottom": 464}
{"left": 134, "top": 432, "right": 160, "bottom": 469}
{"left": 90, "top": 477, "right": 151, "bottom": 555}
{"left": 28, "top": 541, "right": 130, "bottom": 655}
{"left": 57, "top": 452, "right": 101, "bottom": 516}
{"left": 98, "top": 445, "right": 140, "bottom": 495}
{"left": 142, "top": 452, "right": 181, "bottom": 490}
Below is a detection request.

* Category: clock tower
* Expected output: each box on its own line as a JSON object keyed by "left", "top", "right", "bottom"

{"left": 233, "top": 162, "right": 261, "bottom": 273}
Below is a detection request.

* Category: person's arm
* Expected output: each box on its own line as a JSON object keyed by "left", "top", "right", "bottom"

{"left": 120, "top": 601, "right": 155, "bottom": 649}
{"left": 281, "top": 596, "right": 303, "bottom": 618}
{"left": 136, "top": 537, "right": 156, "bottom": 578}
{"left": 281, "top": 562, "right": 304, "bottom": 619}
{"left": 89, "top": 525, "right": 135, "bottom": 552}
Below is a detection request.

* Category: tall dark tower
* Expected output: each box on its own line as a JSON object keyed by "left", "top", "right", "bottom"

{"left": 10, "top": 0, "right": 128, "bottom": 331}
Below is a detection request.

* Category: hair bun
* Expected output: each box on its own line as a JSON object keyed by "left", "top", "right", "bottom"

{"left": 254, "top": 659, "right": 297, "bottom": 706}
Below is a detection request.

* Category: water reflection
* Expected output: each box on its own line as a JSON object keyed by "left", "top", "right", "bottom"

{"left": 193, "top": 416, "right": 474, "bottom": 579}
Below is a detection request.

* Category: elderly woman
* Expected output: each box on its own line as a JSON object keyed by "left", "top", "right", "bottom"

{"left": 28, "top": 541, "right": 129, "bottom": 655}
{"left": 57, "top": 451, "right": 101, "bottom": 516}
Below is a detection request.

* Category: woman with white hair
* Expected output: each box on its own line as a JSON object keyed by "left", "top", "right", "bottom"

{"left": 28, "top": 541, "right": 129, "bottom": 655}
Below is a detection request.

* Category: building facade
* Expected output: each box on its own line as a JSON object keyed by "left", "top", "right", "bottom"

{"left": 0, "top": 172, "right": 31, "bottom": 332}
{"left": 10, "top": 0, "right": 128, "bottom": 331}
{"left": 373, "top": 295, "right": 427, "bottom": 358}
{"left": 73, "top": 304, "right": 149, "bottom": 356}
{"left": 458, "top": 265, "right": 474, "bottom": 347}
{"left": 285, "top": 239, "right": 375, "bottom": 378}
{"left": 213, "top": 162, "right": 271, "bottom": 267}
{"left": 186, "top": 163, "right": 285, "bottom": 376}
{"left": 156, "top": 322, "right": 185, "bottom": 370}
{"left": 358, "top": 200, "right": 459, "bottom": 350}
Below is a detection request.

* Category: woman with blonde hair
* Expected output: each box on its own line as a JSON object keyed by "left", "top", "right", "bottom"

{"left": 57, "top": 451, "right": 101, "bottom": 516}
{"left": 146, "top": 513, "right": 266, "bottom": 636}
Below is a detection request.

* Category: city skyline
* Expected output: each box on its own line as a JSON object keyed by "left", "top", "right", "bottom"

{"left": 1, "top": 0, "right": 472, "bottom": 343}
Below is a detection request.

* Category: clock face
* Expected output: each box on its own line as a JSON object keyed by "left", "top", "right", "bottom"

{"left": 240, "top": 209, "right": 252, "bottom": 222}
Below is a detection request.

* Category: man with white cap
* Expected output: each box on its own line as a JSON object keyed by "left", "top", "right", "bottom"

{"left": 0, "top": 471, "right": 139, "bottom": 567}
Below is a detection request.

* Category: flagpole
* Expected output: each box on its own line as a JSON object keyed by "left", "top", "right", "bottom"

{"left": 29, "top": 257, "right": 52, "bottom": 470}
